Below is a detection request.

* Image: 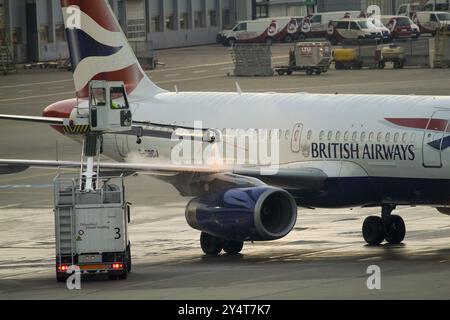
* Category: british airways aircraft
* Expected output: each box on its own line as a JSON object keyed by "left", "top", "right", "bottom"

{"left": 1, "top": 0, "right": 450, "bottom": 255}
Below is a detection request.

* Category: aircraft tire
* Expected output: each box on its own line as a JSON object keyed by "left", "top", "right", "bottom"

{"left": 223, "top": 240, "right": 244, "bottom": 255}
{"left": 384, "top": 215, "right": 406, "bottom": 245}
{"left": 200, "top": 232, "right": 223, "bottom": 255}
{"left": 362, "top": 216, "right": 385, "bottom": 245}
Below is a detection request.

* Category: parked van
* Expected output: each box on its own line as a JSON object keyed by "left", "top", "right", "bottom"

{"left": 367, "top": 16, "right": 391, "bottom": 42}
{"left": 298, "top": 11, "right": 361, "bottom": 40}
{"left": 380, "top": 16, "right": 420, "bottom": 39}
{"left": 422, "top": 0, "right": 450, "bottom": 12}
{"left": 397, "top": 3, "right": 422, "bottom": 18}
{"left": 217, "top": 17, "right": 303, "bottom": 46}
{"left": 327, "top": 18, "right": 383, "bottom": 44}
{"left": 414, "top": 11, "right": 450, "bottom": 35}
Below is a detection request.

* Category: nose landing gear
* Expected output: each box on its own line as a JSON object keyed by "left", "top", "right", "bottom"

{"left": 362, "top": 205, "right": 406, "bottom": 246}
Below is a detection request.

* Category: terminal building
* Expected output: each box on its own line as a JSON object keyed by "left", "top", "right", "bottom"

{"left": 0, "top": 0, "right": 430, "bottom": 63}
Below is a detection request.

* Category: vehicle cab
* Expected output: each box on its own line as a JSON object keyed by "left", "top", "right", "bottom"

{"left": 381, "top": 16, "right": 421, "bottom": 39}
{"left": 414, "top": 11, "right": 450, "bottom": 35}
{"left": 328, "top": 18, "right": 382, "bottom": 44}
{"left": 397, "top": 2, "right": 422, "bottom": 19}
{"left": 367, "top": 16, "right": 391, "bottom": 42}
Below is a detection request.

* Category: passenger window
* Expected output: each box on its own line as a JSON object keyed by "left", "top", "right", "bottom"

{"left": 337, "top": 21, "right": 349, "bottom": 29}
{"left": 352, "top": 131, "right": 357, "bottom": 142}
{"left": 344, "top": 131, "right": 350, "bottom": 141}
{"left": 394, "top": 133, "right": 400, "bottom": 143}
{"left": 336, "top": 131, "right": 341, "bottom": 141}
{"left": 377, "top": 132, "right": 382, "bottom": 143}
{"left": 307, "top": 130, "right": 312, "bottom": 140}
{"left": 360, "top": 132, "right": 366, "bottom": 142}
{"left": 431, "top": 14, "right": 438, "bottom": 22}
{"left": 327, "top": 131, "right": 333, "bottom": 140}
{"left": 319, "top": 131, "right": 325, "bottom": 141}
{"left": 369, "top": 132, "right": 375, "bottom": 142}
{"left": 311, "top": 15, "right": 321, "bottom": 24}
{"left": 386, "top": 132, "right": 391, "bottom": 143}
{"left": 402, "top": 133, "right": 408, "bottom": 143}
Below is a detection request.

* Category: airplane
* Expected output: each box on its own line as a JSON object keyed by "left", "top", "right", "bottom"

{"left": 1, "top": 0, "right": 450, "bottom": 256}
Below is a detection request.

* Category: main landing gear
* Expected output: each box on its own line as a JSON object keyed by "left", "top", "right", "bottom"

{"left": 200, "top": 232, "right": 244, "bottom": 255}
{"left": 362, "top": 205, "right": 406, "bottom": 246}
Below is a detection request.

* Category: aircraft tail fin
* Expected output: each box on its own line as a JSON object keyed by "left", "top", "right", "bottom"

{"left": 61, "top": 0, "right": 165, "bottom": 99}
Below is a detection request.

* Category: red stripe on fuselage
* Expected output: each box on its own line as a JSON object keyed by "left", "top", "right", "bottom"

{"left": 61, "top": 0, "right": 120, "bottom": 32}
{"left": 385, "top": 118, "right": 449, "bottom": 132}
{"left": 76, "top": 64, "right": 144, "bottom": 98}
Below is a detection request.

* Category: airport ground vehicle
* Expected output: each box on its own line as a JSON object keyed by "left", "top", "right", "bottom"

{"left": 381, "top": 16, "right": 421, "bottom": 39}
{"left": 327, "top": 18, "right": 383, "bottom": 44}
{"left": 333, "top": 48, "right": 363, "bottom": 69}
{"left": 414, "top": 11, "right": 450, "bottom": 35}
{"left": 378, "top": 44, "right": 406, "bottom": 69}
{"left": 275, "top": 41, "right": 332, "bottom": 76}
{"left": 54, "top": 81, "right": 133, "bottom": 282}
{"left": 217, "top": 17, "right": 302, "bottom": 46}
{"left": 298, "top": 11, "right": 361, "bottom": 40}
{"left": 367, "top": 17, "right": 391, "bottom": 42}
{"left": 398, "top": 3, "right": 422, "bottom": 18}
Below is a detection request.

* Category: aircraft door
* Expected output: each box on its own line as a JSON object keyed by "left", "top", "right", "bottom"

{"left": 422, "top": 110, "right": 450, "bottom": 168}
{"left": 291, "top": 123, "right": 303, "bottom": 153}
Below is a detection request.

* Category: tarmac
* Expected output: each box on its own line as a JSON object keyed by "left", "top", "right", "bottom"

{"left": 0, "top": 44, "right": 449, "bottom": 299}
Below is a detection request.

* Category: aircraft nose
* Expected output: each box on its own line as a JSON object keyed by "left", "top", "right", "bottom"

{"left": 43, "top": 98, "right": 78, "bottom": 119}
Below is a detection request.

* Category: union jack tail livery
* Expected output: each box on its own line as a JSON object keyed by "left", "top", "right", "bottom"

{"left": 61, "top": 0, "right": 164, "bottom": 99}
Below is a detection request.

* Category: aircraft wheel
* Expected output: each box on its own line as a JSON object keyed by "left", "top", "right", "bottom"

{"left": 362, "top": 216, "right": 385, "bottom": 246}
{"left": 200, "top": 232, "right": 223, "bottom": 255}
{"left": 223, "top": 240, "right": 244, "bottom": 255}
{"left": 384, "top": 215, "right": 406, "bottom": 244}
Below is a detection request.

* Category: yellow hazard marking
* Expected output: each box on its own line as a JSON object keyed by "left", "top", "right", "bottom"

{"left": 63, "top": 125, "right": 90, "bottom": 135}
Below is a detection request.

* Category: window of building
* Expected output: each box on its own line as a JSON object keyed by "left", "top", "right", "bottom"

{"left": 55, "top": 24, "right": 65, "bottom": 42}
{"left": 222, "top": 9, "right": 231, "bottom": 28}
{"left": 256, "top": 2, "right": 269, "bottom": 19}
{"left": 209, "top": 10, "right": 217, "bottom": 26}
{"left": 152, "top": 15, "right": 162, "bottom": 32}
{"left": 127, "top": 19, "right": 146, "bottom": 39}
{"left": 11, "top": 27, "right": 22, "bottom": 45}
{"left": 166, "top": 14, "right": 176, "bottom": 30}
{"left": 194, "top": 11, "right": 204, "bottom": 28}
{"left": 180, "top": 12, "right": 189, "bottom": 29}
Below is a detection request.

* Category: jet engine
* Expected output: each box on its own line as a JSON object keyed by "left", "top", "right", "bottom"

{"left": 185, "top": 186, "right": 297, "bottom": 241}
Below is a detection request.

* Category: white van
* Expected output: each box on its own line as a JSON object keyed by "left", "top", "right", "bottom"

{"left": 299, "top": 11, "right": 361, "bottom": 39}
{"left": 328, "top": 18, "right": 383, "bottom": 44}
{"left": 397, "top": 3, "right": 422, "bottom": 18}
{"left": 217, "top": 17, "right": 301, "bottom": 46}
{"left": 415, "top": 11, "right": 450, "bottom": 35}
{"left": 367, "top": 16, "right": 391, "bottom": 41}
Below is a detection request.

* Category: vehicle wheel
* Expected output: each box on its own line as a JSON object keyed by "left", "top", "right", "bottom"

{"left": 335, "top": 62, "right": 343, "bottom": 70}
{"left": 228, "top": 38, "right": 236, "bottom": 47}
{"left": 298, "top": 33, "right": 307, "bottom": 41}
{"left": 223, "top": 240, "right": 244, "bottom": 255}
{"left": 305, "top": 69, "right": 313, "bottom": 76}
{"left": 200, "top": 232, "right": 223, "bottom": 255}
{"left": 378, "top": 61, "right": 386, "bottom": 69}
{"left": 265, "top": 37, "right": 273, "bottom": 46}
{"left": 126, "top": 243, "right": 132, "bottom": 273}
{"left": 277, "top": 70, "right": 285, "bottom": 76}
{"left": 56, "top": 274, "right": 67, "bottom": 283}
{"left": 362, "top": 216, "right": 385, "bottom": 246}
{"left": 384, "top": 215, "right": 406, "bottom": 245}
{"left": 315, "top": 70, "right": 322, "bottom": 75}
{"left": 286, "top": 71, "right": 293, "bottom": 75}
{"left": 284, "top": 34, "right": 293, "bottom": 43}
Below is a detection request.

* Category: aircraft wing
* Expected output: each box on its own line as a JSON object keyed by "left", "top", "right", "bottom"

{"left": 0, "top": 114, "right": 65, "bottom": 125}
{"left": 0, "top": 159, "right": 328, "bottom": 196}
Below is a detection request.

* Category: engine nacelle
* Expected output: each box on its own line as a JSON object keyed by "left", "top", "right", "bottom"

{"left": 185, "top": 186, "right": 297, "bottom": 241}
{"left": 437, "top": 207, "right": 450, "bottom": 216}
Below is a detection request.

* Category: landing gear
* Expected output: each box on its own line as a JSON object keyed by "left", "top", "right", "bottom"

{"left": 362, "top": 205, "right": 406, "bottom": 246}
{"left": 200, "top": 232, "right": 223, "bottom": 255}
{"left": 200, "top": 232, "right": 244, "bottom": 255}
{"left": 223, "top": 240, "right": 244, "bottom": 255}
